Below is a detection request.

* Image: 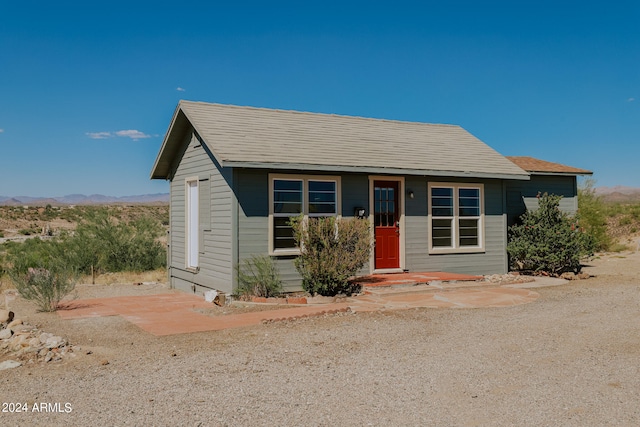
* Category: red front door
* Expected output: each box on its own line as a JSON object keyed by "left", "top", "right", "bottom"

{"left": 374, "top": 181, "right": 400, "bottom": 269}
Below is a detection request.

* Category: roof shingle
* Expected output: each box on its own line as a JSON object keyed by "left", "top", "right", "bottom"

{"left": 506, "top": 156, "right": 592, "bottom": 175}
{"left": 151, "top": 101, "right": 530, "bottom": 180}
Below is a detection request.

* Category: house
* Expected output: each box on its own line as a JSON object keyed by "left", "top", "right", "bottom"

{"left": 150, "top": 101, "right": 589, "bottom": 294}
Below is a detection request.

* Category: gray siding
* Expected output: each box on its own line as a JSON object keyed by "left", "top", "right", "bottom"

{"left": 506, "top": 175, "right": 578, "bottom": 225}
{"left": 169, "top": 132, "right": 234, "bottom": 294}
{"left": 236, "top": 171, "right": 510, "bottom": 292}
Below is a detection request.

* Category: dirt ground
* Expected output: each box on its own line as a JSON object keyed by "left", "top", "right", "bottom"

{"left": 1, "top": 250, "right": 640, "bottom": 426}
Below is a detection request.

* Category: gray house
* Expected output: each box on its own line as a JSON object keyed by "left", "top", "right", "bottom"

{"left": 150, "top": 101, "right": 589, "bottom": 295}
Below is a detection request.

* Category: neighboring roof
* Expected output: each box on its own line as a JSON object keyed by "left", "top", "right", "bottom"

{"left": 506, "top": 156, "right": 592, "bottom": 176}
{"left": 151, "top": 101, "right": 530, "bottom": 180}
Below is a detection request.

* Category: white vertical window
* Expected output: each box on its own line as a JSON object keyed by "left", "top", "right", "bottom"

{"left": 186, "top": 178, "right": 199, "bottom": 269}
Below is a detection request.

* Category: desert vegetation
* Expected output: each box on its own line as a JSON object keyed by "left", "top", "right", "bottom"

{"left": 507, "top": 181, "right": 640, "bottom": 276}
{"left": 291, "top": 215, "right": 371, "bottom": 296}
{"left": 507, "top": 193, "right": 595, "bottom": 275}
{"left": 236, "top": 255, "right": 283, "bottom": 298}
{"left": 0, "top": 205, "right": 168, "bottom": 310}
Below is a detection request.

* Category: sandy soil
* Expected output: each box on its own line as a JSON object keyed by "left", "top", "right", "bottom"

{"left": 1, "top": 251, "right": 640, "bottom": 426}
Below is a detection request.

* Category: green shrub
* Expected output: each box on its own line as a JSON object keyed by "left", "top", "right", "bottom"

{"left": 64, "top": 210, "right": 166, "bottom": 274}
{"left": 11, "top": 267, "right": 76, "bottom": 312}
{"left": 507, "top": 193, "right": 595, "bottom": 275}
{"left": 578, "top": 179, "right": 612, "bottom": 251}
{"left": 236, "top": 255, "right": 282, "bottom": 298}
{"left": 7, "top": 242, "right": 77, "bottom": 312}
{"left": 291, "top": 216, "right": 371, "bottom": 296}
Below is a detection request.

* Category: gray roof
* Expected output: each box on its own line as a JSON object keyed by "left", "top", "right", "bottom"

{"left": 151, "top": 101, "right": 529, "bottom": 180}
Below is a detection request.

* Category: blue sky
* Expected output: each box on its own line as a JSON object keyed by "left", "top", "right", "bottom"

{"left": 1, "top": 1, "right": 638, "bottom": 197}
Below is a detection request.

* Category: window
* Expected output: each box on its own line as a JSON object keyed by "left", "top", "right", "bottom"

{"left": 270, "top": 175, "right": 339, "bottom": 254}
{"left": 186, "top": 178, "right": 199, "bottom": 268}
{"left": 428, "top": 183, "right": 484, "bottom": 253}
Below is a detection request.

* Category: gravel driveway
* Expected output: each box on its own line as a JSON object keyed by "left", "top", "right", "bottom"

{"left": 2, "top": 251, "right": 640, "bottom": 426}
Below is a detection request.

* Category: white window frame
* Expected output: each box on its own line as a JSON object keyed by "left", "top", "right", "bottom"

{"left": 269, "top": 174, "right": 341, "bottom": 256}
{"left": 428, "top": 182, "right": 484, "bottom": 254}
{"left": 185, "top": 177, "right": 199, "bottom": 269}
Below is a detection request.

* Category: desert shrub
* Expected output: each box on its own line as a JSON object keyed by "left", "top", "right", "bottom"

{"left": 507, "top": 193, "right": 595, "bottom": 275}
{"left": 65, "top": 211, "right": 166, "bottom": 273}
{"left": 6, "top": 240, "right": 77, "bottom": 312}
{"left": 291, "top": 216, "right": 371, "bottom": 296}
{"left": 10, "top": 267, "right": 76, "bottom": 312}
{"left": 577, "top": 179, "right": 612, "bottom": 251}
{"left": 236, "top": 255, "right": 282, "bottom": 298}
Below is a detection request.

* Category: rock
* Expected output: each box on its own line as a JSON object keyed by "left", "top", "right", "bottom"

{"left": 0, "top": 360, "right": 21, "bottom": 370}
{"left": 100, "top": 359, "right": 109, "bottom": 366}
{"left": 560, "top": 272, "right": 576, "bottom": 280}
{"left": 577, "top": 272, "right": 591, "bottom": 280}
{"left": 0, "top": 328, "right": 13, "bottom": 339}
{"left": 7, "top": 318, "right": 23, "bottom": 328}
{"left": 0, "top": 309, "right": 14, "bottom": 324}
{"left": 45, "top": 336, "right": 65, "bottom": 349}
{"left": 39, "top": 332, "right": 53, "bottom": 344}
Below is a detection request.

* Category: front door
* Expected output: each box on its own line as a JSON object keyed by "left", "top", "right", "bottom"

{"left": 374, "top": 181, "right": 400, "bottom": 269}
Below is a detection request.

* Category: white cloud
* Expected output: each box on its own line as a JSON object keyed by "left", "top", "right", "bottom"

{"left": 628, "top": 97, "right": 636, "bottom": 102}
{"left": 86, "top": 131, "right": 112, "bottom": 139}
{"left": 115, "top": 129, "right": 151, "bottom": 140}
{"left": 0, "top": 128, "right": 4, "bottom": 133}
{"left": 176, "top": 87, "right": 186, "bottom": 92}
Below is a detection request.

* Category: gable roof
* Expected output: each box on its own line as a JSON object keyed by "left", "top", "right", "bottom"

{"left": 151, "top": 101, "right": 530, "bottom": 180}
{"left": 506, "top": 156, "right": 592, "bottom": 176}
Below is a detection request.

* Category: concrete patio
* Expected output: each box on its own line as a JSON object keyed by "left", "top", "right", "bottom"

{"left": 57, "top": 272, "right": 555, "bottom": 336}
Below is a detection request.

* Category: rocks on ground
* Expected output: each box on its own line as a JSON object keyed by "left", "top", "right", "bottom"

{"left": 483, "top": 273, "right": 536, "bottom": 286}
{"left": 1, "top": 313, "right": 74, "bottom": 369}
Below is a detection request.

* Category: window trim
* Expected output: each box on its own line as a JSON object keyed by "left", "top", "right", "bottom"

{"left": 185, "top": 177, "right": 200, "bottom": 270}
{"left": 268, "top": 174, "right": 341, "bottom": 256}
{"left": 428, "top": 182, "right": 485, "bottom": 254}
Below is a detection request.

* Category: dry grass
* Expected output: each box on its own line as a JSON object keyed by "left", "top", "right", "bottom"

{"left": 0, "top": 269, "right": 168, "bottom": 293}
{"left": 79, "top": 269, "right": 168, "bottom": 286}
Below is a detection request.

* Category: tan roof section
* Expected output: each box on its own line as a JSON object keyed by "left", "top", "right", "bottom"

{"left": 151, "top": 101, "right": 530, "bottom": 180}
{"left": 506, "top": 156, "right": 592, "bottom": 175}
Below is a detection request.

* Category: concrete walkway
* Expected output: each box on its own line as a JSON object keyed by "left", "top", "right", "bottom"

{"left": 57, "top": 276, "right": 555, "bottom": 336}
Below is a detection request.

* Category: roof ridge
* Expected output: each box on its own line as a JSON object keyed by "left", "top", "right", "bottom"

{"left": 179, "top": 100, "right": 461, "bottom": 128}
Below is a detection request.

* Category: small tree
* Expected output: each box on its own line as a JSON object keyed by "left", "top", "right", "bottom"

{"left": 507, "top": 193, "right": 595, "bottom": 275}
{"left": 291, "top": 216, "right": 371, "bottom": 296}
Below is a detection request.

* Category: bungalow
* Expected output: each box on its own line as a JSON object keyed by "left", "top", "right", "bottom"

{"left": 150, "top": 101, "right": 591, "bottom": 294}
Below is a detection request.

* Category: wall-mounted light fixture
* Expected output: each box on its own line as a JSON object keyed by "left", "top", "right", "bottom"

{"left": 407, "top": 190, "right": 415, "bottom": 199}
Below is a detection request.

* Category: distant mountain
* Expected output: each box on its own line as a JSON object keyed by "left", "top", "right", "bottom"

{"left": 0, "top": 193, "right": 169, "bottom": 206}
{"left": 596, "top": 186, "right": 640, "bottom": 203}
